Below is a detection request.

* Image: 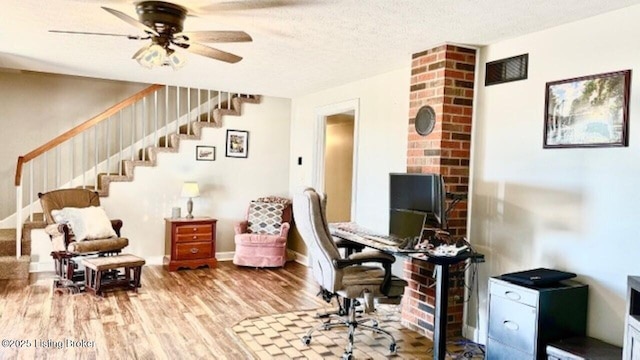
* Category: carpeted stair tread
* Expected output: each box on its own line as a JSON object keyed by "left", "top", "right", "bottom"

{"left": 0, "top": 255, "right": 30, "bottom": 280}
{"left": 0, "top": 229, "right": 16, "bottom": 241}
{"left": 0, "top": 228, "right": 32, "bottom": 256}
{"left": 30, "top": 212, "right": 44, "bottom": 222}
{"left": 24, "top": 213, "right": 46, "bottom": 230}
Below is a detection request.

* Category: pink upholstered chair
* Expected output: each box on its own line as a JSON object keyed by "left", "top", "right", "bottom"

{"left": 233, "top": 196, "right": 292, "bottom": 268}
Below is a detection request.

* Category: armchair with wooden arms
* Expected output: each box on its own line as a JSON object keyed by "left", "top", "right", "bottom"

{"left": 233, "top": 196, "right": 291, "bottom": 268}
{"left": 38, "top": 189, "right": 129, "bottom": 290}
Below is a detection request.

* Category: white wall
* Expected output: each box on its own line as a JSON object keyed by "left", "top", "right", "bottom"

{"left": 290, "top": 68, "right": 410, "bottom": 240}
{"left": 31, "top": 96, "right": 291, "bottom": 268}
{"left": 471, "top": 4, "right": 640, "bottom": 345}
{"left": 0, "top": 71, "right": 148, "bottom": 219}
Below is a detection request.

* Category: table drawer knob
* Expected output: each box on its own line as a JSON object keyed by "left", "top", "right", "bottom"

{"left": 190, "top": 248, "right": 199, "bottom": 254}
{"left": 193, "top": 235, "right": 198, "bottom": 239}
{"left": 505, "top": 291, "right": 521, "bottom": 301}
{"left": 503, "top": 320, "right": 519, "bottom": 331}
{"left": 193, "top": 228, "right": 197, "bottom": 231}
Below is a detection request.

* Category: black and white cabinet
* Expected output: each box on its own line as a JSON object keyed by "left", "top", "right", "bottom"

{"left": 624, "top": 276, "right": 640, "bottom": 360}
{"left": 487, "top": 277, "right": 588, "bottom": 359}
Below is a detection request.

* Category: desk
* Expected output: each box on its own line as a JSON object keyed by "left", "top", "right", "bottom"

{"left": 329, "top": 222, "right": 484, "bottom": 360}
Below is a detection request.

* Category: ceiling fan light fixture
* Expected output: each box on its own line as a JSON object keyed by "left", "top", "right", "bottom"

{"left": 51, "top": 2, "right": 252, "bottom": 68}
{"left": 137, "top": 44, "right": 167, "bottom": 69}
{"left": 168, "top": 51, "right": 187, "bottom": 70}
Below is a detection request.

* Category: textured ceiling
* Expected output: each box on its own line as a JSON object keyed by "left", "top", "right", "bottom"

{"left": 1, "top": 0, "right": 639, "bottom": 97}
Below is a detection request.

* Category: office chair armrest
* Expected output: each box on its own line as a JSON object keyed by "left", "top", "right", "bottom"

{"left": 333, "top": 238, "right": 365, "bottom": 253}
{"left": 234, "top": 221, "right": 249, "bottom": 235}
{"left": 333, "top": 251, "right": 396, "bottom": 269}
{"left": 110, "top": 219, "right": 123, "bottom": 237}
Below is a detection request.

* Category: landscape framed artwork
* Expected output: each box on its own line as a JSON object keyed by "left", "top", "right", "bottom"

{"left": 196, "top": 146, "right": 215, "bottom": 161}
{"left": 226, "top": 130, "right": 249, "bottom": 158}
{"left": 544, "top": 70, "right": 631, "bottom": 148}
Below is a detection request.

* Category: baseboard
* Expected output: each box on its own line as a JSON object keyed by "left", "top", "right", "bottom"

{"left": 217, "top": 251, "right": 234, "bottom": 261}
{"left": 293, "top": 251, "right": 308, "bottom": 266}
{"left": 146, "top": 256, "right": 164, "bottom": 265}
{"left": 30, "top": 261, "right": 54, "bottom": 273}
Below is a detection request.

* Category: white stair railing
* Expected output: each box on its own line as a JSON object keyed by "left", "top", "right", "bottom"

{"left": 13, "top": 84, "right": 257, "bottom": 259}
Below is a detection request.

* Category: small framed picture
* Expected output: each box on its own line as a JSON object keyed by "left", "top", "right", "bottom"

{"left": 196, "top": 146, "right": 216, "bottom": 161}
{"left": 226, "top": 130, "right": 249, "bottom": 158}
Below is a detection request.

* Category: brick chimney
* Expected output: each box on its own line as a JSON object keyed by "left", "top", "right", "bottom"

{"left": 401, "top": 44, "right": 476, "bottom": 339}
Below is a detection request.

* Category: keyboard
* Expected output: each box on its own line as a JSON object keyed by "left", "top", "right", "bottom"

{"left": 329, "top": 224, "right": 400, "bottom": 247}
{"left": 362, "top": 235, "right": 400, "bottom": 246}
{"left": 330, "top": 227, "right": 362, "bottom": 242}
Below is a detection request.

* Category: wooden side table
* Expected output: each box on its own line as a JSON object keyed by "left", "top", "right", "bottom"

{"left": 164, "top": 217, "right": 217, "bottom": 271}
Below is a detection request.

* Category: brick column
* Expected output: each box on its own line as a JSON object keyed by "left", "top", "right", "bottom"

{"left": 402, "top": 44, "right": 476, "bottom": 339}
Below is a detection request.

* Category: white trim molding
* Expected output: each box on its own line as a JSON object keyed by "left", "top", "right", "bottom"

{"left": 312, "top": 98, "right": 360, "bottom": 221}
{"left": 292, "top": 251, "right": 308, "bottom": 266}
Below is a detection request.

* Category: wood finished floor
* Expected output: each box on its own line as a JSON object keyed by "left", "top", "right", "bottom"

{"left": 0, "top": 262, "right": 327, "bottom": 360}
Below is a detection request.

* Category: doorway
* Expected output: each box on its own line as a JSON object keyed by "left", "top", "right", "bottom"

{"left": 324, "top": 112, "right": 355, "bottom": 222}
{"left": 313, "top": 99, "right": 359, "bottom": 223}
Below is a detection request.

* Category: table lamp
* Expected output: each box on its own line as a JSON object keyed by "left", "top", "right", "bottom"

{"left": 181, "top": 182, "right": 200, "bottom": 219}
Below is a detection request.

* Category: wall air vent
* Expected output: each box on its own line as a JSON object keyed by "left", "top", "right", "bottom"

{"left": 485, "top": 54, "right": 528, "bottom": 86}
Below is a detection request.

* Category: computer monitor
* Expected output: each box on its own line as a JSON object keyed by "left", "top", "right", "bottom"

{"left": 389, "top": 209, "right": 427, "bottom": 240}
{"left": 389, "top": 173, "right": 447, "bottom": 228}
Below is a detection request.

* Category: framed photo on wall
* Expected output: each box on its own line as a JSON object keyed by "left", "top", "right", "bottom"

{"left": 543, "top": 70, "right": 631, "bottom": 148}
{"left": 196, "top": 146, "right": 215, "bottom": 161}
{"left": 225, "top": 130, "right": 249, "bottom": 158}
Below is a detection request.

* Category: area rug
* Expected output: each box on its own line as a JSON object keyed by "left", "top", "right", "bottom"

{"left": 228, "top": 305, "right": 484, "bottom": 359}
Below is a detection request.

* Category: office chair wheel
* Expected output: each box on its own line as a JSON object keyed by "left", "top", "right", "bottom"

{"left": 389, "top": 342, "right": 397, "bottom": 354}
{"left": 341, "top": 353, "right": 353, "bottom": 360}
{"left": 301, "top": 335, "right": 312, "bottom": 346}
{"left": 370, "top": 319, "right": 378, "bottom": 328}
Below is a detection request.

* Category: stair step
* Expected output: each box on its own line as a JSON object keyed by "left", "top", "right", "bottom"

{"left": 0, "top": 255, "right": 30, "bottom": 280}
{"left": 0, "top": 227, "right": 33, "bottom": 256}
{"left": 0, "top": 228, "right": 15, "bottom": 241}
{"left": 28, "top": 213, "right": 44, "bottom": 222}
{"left": 0, "top": 238, "right": 30, "bottom": 257}
{"left": 178, "top": 123, "right": 196, "bottom": 135}
{"left": 24, "top": 213, "right": 46, "bottom": 230}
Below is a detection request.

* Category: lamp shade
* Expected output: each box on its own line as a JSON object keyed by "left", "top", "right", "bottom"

{"left": 181, "top": 182, "right": 200, "bottom": 198}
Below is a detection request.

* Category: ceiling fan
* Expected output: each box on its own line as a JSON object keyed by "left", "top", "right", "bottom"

{"left": 50, "top": 1, "right": 252, "bottom": 68}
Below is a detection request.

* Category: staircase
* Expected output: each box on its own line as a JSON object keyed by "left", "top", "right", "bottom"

{"left": 94, "top": 94, "right": 260, "bottom": 196}
{"left": 3, "top": 85, "right": 261, "bottom": 281}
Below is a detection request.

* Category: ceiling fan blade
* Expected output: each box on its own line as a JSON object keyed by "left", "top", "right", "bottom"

{"left": 49, "top": 30, "right": 144, "bottom": 39}
{"left": 101, "top": 6, "right": 159, "bottom": 36}
{"left": 197, "top": 0, "right": 311, "bottom": 12}
{"left": 176, "top": 31, "right": 252, "bottom": 43}
{"left": 186, "top": 43, "right": 242, "bottom": 64}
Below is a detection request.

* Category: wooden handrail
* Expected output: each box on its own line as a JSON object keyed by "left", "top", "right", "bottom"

{"left": 15, "top": 84, "right": 163, "bottom": 186}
